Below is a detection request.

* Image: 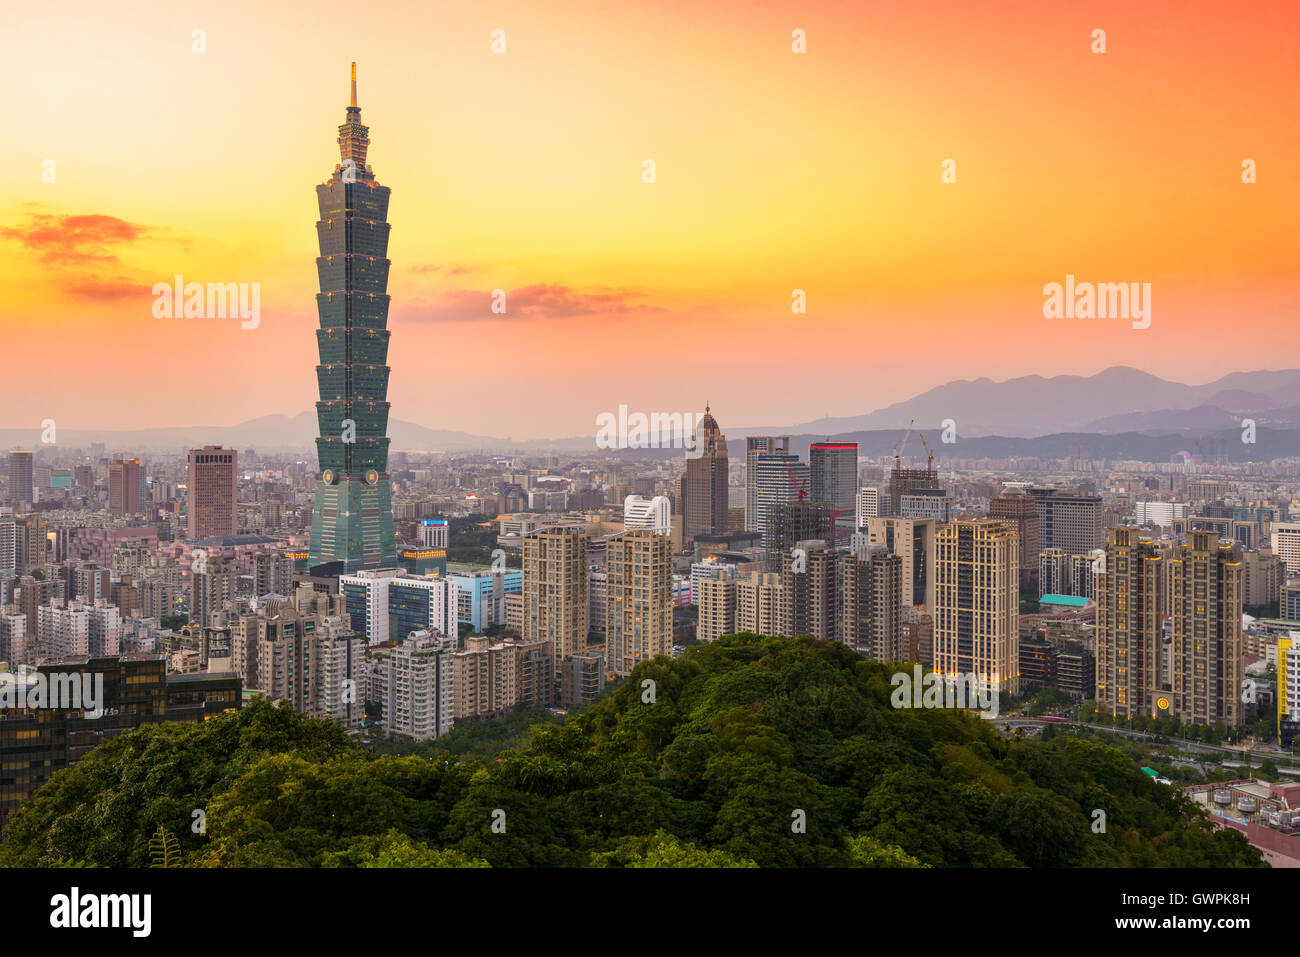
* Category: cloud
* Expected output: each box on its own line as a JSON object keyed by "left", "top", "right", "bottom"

{"left": 415, "top": 283, "right": 662, "bottom": 322}
{"left": 411, "top": 263, "right": 475, "bottom": 276}
{"left": 67, "top": 277, "right": 152, "bottom": 300}
{"left": 0, "top": 213, "right": 146, "bottom": 264}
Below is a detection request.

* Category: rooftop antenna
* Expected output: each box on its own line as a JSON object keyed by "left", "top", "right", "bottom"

{"left": 350, "top": 61, "right": 357, "bottom": 107}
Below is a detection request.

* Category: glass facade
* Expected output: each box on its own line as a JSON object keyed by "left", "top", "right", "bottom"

{"left": 309, "top": 68, "right": 397, "bottom": 573}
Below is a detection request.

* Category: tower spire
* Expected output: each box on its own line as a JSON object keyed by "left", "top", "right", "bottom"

{"left": 350, "top": 61, "right": 357, "bottom": 107}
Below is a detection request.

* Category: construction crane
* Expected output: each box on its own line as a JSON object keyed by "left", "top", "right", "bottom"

{"left": 918, "top": 430, "right": 934, "bottom": 474}
{"left": 893, "top": 419, "right": 914, "bottom": 471}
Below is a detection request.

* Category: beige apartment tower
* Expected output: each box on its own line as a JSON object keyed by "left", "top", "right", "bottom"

{"left": 934, "top": 519, "right": 1019, "bottom": 695}
{"left": 604, "top": 529, "right": 673, "bottom": 678}
{"left": 523, "top": 524, "right": 589, "bottom": 680}
{"left": 1094, "top": 527, "right": 1167, "bottom": 721}
{"left": 1170, "top": 531, "right": 1242, "bottom": 728}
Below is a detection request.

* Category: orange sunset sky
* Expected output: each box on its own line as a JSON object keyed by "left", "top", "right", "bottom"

{"left": 2, "top": 0, "right": 1297, "bottom": 440}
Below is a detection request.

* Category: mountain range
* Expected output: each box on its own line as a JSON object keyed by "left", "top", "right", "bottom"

{"left": 5, "top": 367, "right": 1299, "bottom": 461}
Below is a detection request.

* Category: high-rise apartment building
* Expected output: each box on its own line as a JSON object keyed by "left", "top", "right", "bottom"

{"left": 604, "top": 529, "right": 673, "bottom": 678}
{"left": 679, "top": 406, "right": 728, "bottom": 545}
{"left": 838, "top": 545, "right": 903, "bottom": 661}
{"left": 745, "top": 436, "right": 789, "bottom": 533}
{"left": 6, "top": 452, "right": 32, "bottom": 506}
{"left": 734, "top": 571, "right": 791, "bottom": 637}
{"left": 864, "top": 516, "right": 936, "bottom": 612}
{"left": 809, "top": 442, "right": 858, "bottom": 517}
{"left": 1094, "top": 527, "right": 1166, "bottom": 721}
{"left": 191, "top": 553, "right": 238, "bottom": 628}
{"left": 108, "top": 459, "right": 143, "bottom": 516}
{"left": 1170, "top": 531, "right": 1242, "bottom": 727}
{"left": 697, "top": 570, "right": 737, "bottom": 643}
{"left": 187, "top": 446, "right": 237, "bottom": 540}
{"left": 0, "top": 513, "right": 15, "bottom": 576}
{"left": 766, "top": 500, "right": 835, "bottom": 573}
{"left": 934, "top": 519, "right": 1019, "bottom": 696}
{"left": 309, "top": 64, "right": 397, "bottom": 573}
{"left": 522, "top": 524, "right": 589, "bottom": 679}
{"left": 385, "top": 630, "right": 456, "bottom": 740}
{"left": 253, "top": 550, "right": 295, "bottom": 598}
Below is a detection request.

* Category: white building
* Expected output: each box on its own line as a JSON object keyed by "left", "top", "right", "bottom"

{"left": 338, "top": 569, "right": 458, "bottom": 646}
{"left": 1272, "top": 523, "right": 1300, "bottom": 577}
{"left": 38, "top": 601, "right": 90, "bottom": 658}
{"left": 421, "top": 519, "right": 449, "bottom": 550}
{"left": 623, "top": 494, "right": 672, "bottom": 535}
{"left": 1134, "top": 501, "right": 1190, "bottom": 527}
{"left": 855, "top": 486, "right": 881, "bottom": 529}
{"left": 0, "top": 611, "right": 27, "bottom": 667}
{"left": 385, "top": 630, "right": 456, "bottom": 740}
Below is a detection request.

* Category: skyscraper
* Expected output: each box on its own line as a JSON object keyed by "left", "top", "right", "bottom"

{"left": 187, "top": 446, "right": 237, "bottom": 541}
{"left": 1029, "top": 487, "right": 1103, "bottom": 556}
{"left": 809, "top": 441, "right": 857, "bottom": 517}
{"left": 679, "top": 405, "right": 728, "bottom": 546}
{"left": 6, "top": 452, "right": 32, "bottom": 506}
{"left": 754, "top": 452, "right": 809, "bottom": 553}
{"left": 1170, "top": 531, "right": 1242, "bottom": 727}
{"left": 522, "top": 524, "right": 589, "bottom": 680}
{"left": 108, "top": 459, "right": 142, "bottom": 517}
{"left": 745, "top": 436, "right": 789, "bottom": 533}
{"left": 604, "top": 529, "right": 673, "bottom": 677}
{"left": 1094, "top": 527, "right": 1165, "bottom": 722}
{"left": 309, "top": 63, "right": 397, "bottom": 574}
{"left": 988, "top": 490, "right": 1039, "bottom": 585}
{"left": 935, "top": 519, "right": 1019, "bottom": 696}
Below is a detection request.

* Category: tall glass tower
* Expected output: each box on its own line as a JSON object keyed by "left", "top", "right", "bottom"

{"left": 309, "top": 63, "right": 397, "bottom": 573}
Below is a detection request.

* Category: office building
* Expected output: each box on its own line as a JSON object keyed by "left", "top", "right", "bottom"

{"left": 809, "top": 441, "right": 858, "bottom": 517}
{"left": 309, "top": 65, "right": 398, "bottom": 573}
{"left": 855, "top": 486, "right": 881, "bottom": 529}
{"left": 1029, "top": 487, "right": 1103, "bottom": 556}
{"left": 766, "top": 500, "right": 835, "bottom": 573}
{"left": 679, "top": 406, "right": 728, "bottom": 545}
{"left": 623, "top": 494, "right": 672, "bottom": 535}
{"left": 187, "top": 446, "right": 238, "bottom": 540}
{"left": 753, "top": 452, "right": 809, "bottom": 552}
{"left": 108, "top": 459, "right": 143, "bottom": 516}
{"left": 338, "top": 568, "right": 457, "bottom": 645}
{"left": 445, "top": 564, "right": 523, "bottom": 632}
{"left": 745, "top": 436, "right": 789, "bottom": 533}
{"left": 6, "top": 452, "right": 32, "bottom": 506}
{"left": 989, "top": 491, "right": 1039, "bottom": 584}
{"left": 1272, "top": 523, "right": 1300, "bottom": 578}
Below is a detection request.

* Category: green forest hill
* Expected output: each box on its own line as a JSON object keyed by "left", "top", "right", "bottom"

{"left": 0, "top": 634, "right": 1263, "bottom": 868}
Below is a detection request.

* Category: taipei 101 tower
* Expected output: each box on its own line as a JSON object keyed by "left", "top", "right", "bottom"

{"left": 308, "top": 63, "right": 397, "bottom": 573}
